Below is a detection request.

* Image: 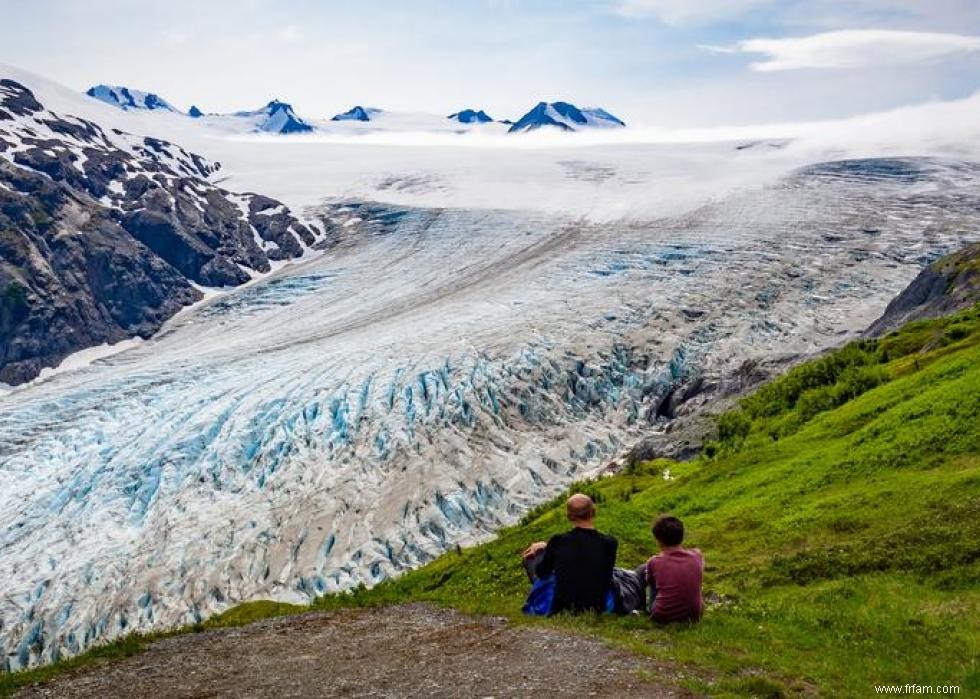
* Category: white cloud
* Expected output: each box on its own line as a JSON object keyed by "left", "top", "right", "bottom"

{"left": 276, "top": 25, "right": 301, "bottom": 43}
{"left": 611, "top": 0, "right": 980, "bottom": 29}
{"left": 717, "top": 29, "right": 980, "bottom": 71}
{"left": 610, "top": 0, "right": 771, "bottom": 25}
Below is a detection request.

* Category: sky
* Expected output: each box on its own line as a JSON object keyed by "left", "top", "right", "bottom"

{"left": 2, "top": 0, "right": 980, "bottom": 127}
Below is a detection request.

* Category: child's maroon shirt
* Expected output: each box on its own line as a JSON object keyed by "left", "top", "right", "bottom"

{"left": 646, "top": 548, "right": 704, "bottom": 622}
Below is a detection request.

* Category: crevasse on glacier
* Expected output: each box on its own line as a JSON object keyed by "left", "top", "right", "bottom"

{"left": 2, "top": 157, "right": 979, "bottom": 669}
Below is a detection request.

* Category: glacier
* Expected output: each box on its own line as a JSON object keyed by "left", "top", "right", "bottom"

{"left": 2, "top": 153, "right": 979, "bottom": 669}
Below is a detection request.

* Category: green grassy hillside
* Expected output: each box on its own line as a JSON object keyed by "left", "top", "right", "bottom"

{"left": 4, "top": 305, "right": 978, "bottom": 697}
{"left": 310, "top": 303, "right": 980, "bottom": 696}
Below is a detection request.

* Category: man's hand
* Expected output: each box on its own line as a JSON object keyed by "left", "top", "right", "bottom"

{"left": 522, "top": 541, "right": 547, "bottom": 559}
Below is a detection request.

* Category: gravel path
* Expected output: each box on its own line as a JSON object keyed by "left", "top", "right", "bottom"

{"left": 18, "top": 604, "right": 688, "bottom": 698}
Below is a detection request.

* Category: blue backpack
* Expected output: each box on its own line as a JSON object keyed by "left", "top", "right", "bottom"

{"left": 522, "top": 575, "right": 615, "bottom": 616}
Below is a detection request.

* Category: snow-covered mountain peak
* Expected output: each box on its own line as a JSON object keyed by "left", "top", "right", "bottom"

{"left": 448, "top": 108, "right": 494, "bottom": 124}
{"left": 581, "top": 106, "right": 626, "bottom": 127}
{"left": 263, "top": 99, "right": 293, "bottom": 113}
{"left": 331, "top": 105, "right": 381, "bottom": 122}
{"left": 81, "top": 81, "right": 314, "bottom": 134}
{"left": 508, "top": 101, "right": 626, "bottom": 133}
{"left": 261, "top": 99, "right": 314, "bottom": 133}
{"left": 85, "top": 84, "right": 177, "bottom": 112}
{"left": 232, "top": 99, "right": 314, "bottom": 134}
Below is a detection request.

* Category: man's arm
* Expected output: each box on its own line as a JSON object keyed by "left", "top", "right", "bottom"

{"left": 522, "top": 541, "right": 547, "bottom": 560}
{"left": 606, "top": 535, "right": 619, "bottom": 573}
{"left": 535, "top": 535, "right": 560, "bottom": 578}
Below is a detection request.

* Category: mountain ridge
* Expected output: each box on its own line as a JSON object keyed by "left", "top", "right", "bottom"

{"left": 447, "top": 108, "right": 494, "bottom": 124}
{"left": 231, "top": 99, "right": 314, "bottom": 134}
{"left": 0, "top": 75, "right": 325, "bottom": 385}
{"left": 81, "top": 81, "right": 631, "bottom": 136}
{"left": 85, "top": 84, "right": 176, "bottom": 112}
{"left": 508, "top": 101, "right": 626, "bottom": 133}
{"left": 331, "top": 105, "right": 380, "bottom": 122}
{"left": 84, "top": 84, "right": 315, "bottom": 134}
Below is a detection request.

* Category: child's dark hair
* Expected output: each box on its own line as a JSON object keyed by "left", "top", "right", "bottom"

{"left": 652, "top": 515, "right": 684, "bottom": 546}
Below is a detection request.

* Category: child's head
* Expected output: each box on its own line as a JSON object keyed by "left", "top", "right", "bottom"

{"left": 652, "top": 515, "right": 684, "bottom": 548}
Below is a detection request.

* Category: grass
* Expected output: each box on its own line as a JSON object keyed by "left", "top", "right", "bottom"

{"left": 3, "top": 304, "right": 978, "bottom": 697}
{"left": 939, "top": 241, "right": 979, "bottom": 290}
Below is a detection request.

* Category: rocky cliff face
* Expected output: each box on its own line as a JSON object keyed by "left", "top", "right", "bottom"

{"left": 865, "top": 241, "right": 979, "bottom": 336}
{"left": 0, "top": 78, "right": 324, "bottom": 384}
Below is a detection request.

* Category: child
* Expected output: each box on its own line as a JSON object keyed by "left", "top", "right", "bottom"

{"left": 645, "top": 515, "right": 704, "bottom": 623}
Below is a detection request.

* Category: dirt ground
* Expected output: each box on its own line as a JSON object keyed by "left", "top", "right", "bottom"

{"left": 17, "top": 604, "right": 689, "bottom": 698}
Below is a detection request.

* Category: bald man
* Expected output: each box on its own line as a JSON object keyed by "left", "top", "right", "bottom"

{"left": 522, "top": 493, "right": 618, "bottom": 614}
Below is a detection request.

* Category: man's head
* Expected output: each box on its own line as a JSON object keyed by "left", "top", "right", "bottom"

{"left": 566, "top": 493, "right": 596, "bottom": 527}
{"left": 652, "top": 515, "right": 684, "bottom": 548}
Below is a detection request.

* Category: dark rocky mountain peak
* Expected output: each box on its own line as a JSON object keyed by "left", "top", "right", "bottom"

{"left": 447, "top": 109, "right": 493, "bottom": 124}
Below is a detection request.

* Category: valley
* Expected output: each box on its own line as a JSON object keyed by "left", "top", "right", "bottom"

{"left": 3, "top": 3, "right": 980, "bottom": 694}
{"left": 2, "top": 146, "right": 977, "bottom": 668}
